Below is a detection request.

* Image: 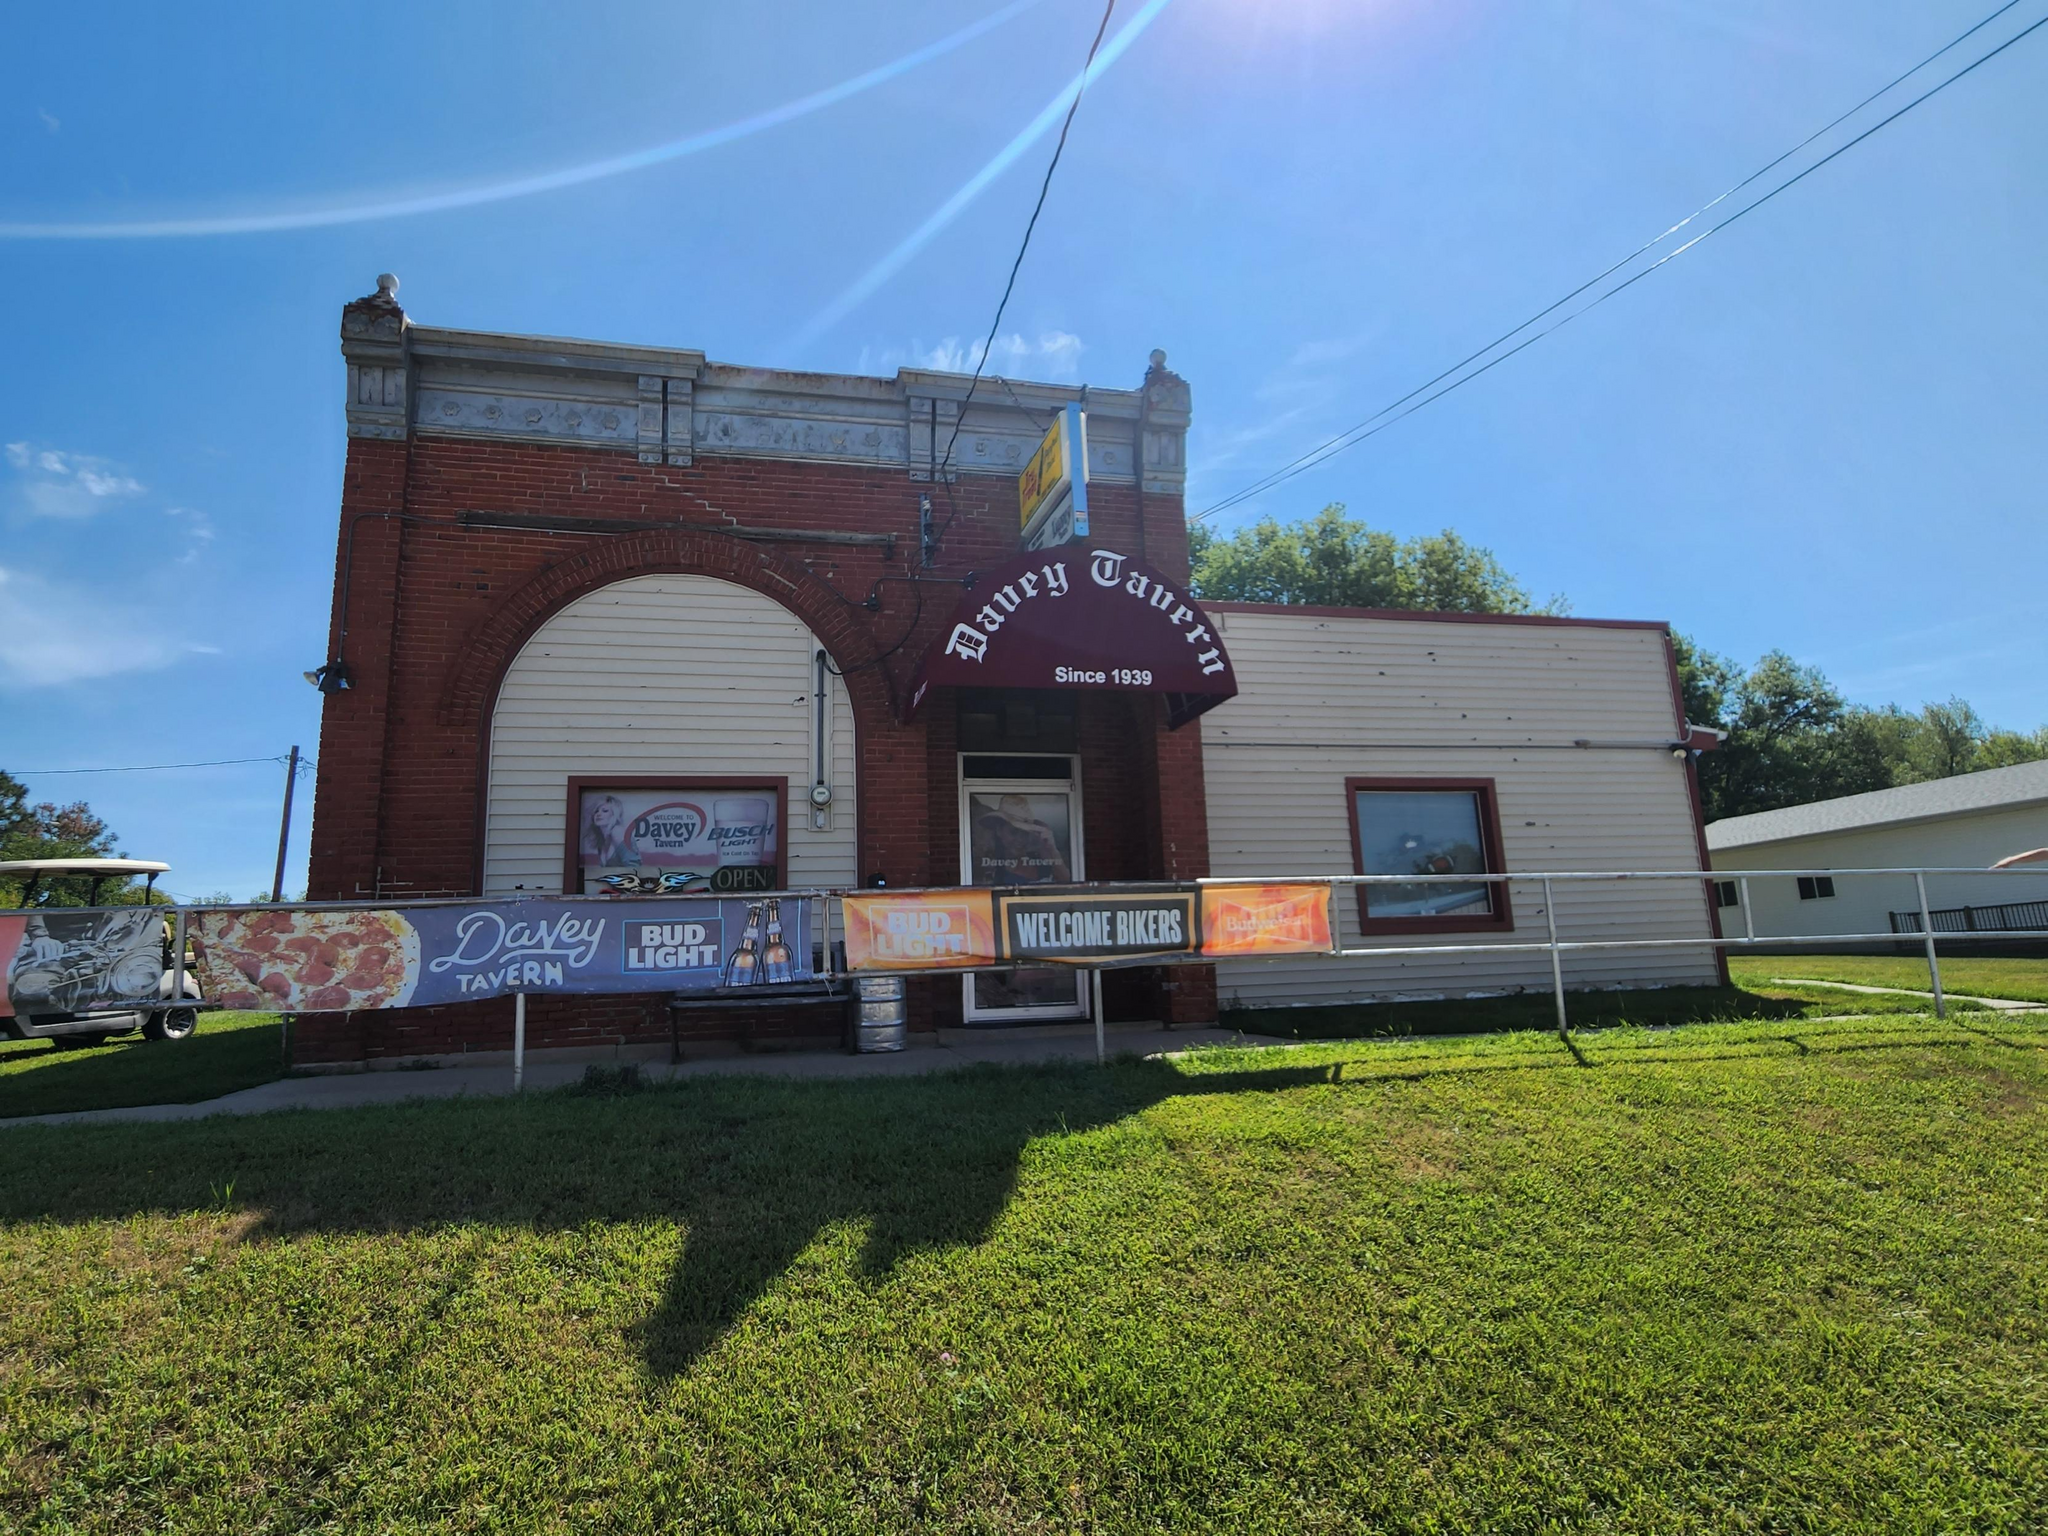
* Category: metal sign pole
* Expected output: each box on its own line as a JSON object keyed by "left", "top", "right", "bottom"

{"left": 1914, "top": 873, "right": 1946, "bottom": 1020}
{"left": 1543, "top": 877, "right": 1568, "bottom": 1037}
{"left": 513, "top": 992, "right": 527, "bottom": 1089}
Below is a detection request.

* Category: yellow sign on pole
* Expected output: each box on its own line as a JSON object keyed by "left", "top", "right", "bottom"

{"left": 1018, "top": 408, "right": 1072, "bottom": 531}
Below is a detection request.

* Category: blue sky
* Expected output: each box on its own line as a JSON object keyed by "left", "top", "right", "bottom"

{"left": 1, "top": 0, "right": 2042, "bottom": 899}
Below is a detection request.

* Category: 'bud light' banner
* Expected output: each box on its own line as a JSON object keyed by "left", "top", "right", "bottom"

{"left": 190, "top": 896, "right": 813, "bottom": 1012}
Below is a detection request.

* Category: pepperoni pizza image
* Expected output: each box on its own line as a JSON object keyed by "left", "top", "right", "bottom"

{"left": 192, "top": 908, "right": 419, "bottom": 1013}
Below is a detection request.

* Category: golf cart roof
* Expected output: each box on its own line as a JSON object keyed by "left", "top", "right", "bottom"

{"left": 0, "top": 859, "right": 171, "bottom": 876}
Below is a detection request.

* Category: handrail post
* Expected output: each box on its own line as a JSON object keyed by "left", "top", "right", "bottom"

{"left": 1915, "top": 873, "right": 1945, "bottom": 1020}
{"left": 1092, "top": 969, "right": 1106, "bottom": 1066}
{"left": 1738, "top": 878, "right": 1754, "bottom": 945}
{"left": 513, "top": 992, "right": 527, "bottom": 1089}
{"left": 170, "top": 907, "right": 187, "bottom": 1015}
{"left": 1543, "top": 877, "right": 1568, "bottom": 1037}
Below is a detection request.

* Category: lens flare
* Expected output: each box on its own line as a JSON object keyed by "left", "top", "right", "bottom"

{"left": 0, "top": 0, "right": 1042, "bottom": 241}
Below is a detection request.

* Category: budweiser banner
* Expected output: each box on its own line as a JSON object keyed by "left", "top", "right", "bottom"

{"left": 2, "top": 908, "right": 167, "bottom": 1019}
{"left": 1198, "top": 883, "right": 1336, "bottom": 957}
{"left": 190, "top": 896, "right": 813, "bottom": 1012}
{"left": 842, "top": 883, "right": 1334, "bottom": 972}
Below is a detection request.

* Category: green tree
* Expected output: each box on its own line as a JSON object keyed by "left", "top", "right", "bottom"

{"left": 1668, "top": 633, "right": 1739, "bottom": 738}
{"left": 1909, "top": 697, "right": 1986, "bottom": 781}
{"left": 1677, "top": 647, "right": 2048, "bottom": 821}
{"left": 1698, "top": 652, "right": 1851, "bottom": 821}
{"left": 0, "top": 770, "right": 137, "bottom": 906}
{"left": 1979, "top": 726, "right": 2048, "bottom": 770}
{"left": 1188, "top": 505, "right": 1560, "bottom": 614}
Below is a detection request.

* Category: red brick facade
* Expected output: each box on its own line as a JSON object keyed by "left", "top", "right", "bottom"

{"left": 300, "top": 311, "right": 1216, "bottom": 1064}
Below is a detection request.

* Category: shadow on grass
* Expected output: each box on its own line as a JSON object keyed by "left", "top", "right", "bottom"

{"left": 0, "top": 1057, "right": 1332, "bottom": 1377}
{"left": 1221, "top": 985, "right": 1813, "bottom": 1041}
{"left": 2, "top": 1018, "right": 2031, "bottom": 1379}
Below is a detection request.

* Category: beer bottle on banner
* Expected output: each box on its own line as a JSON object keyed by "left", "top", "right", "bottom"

{"left": 761, "top": 899, "right": 794, "bottom": 985}
{"left": 721, "top": 903, "right": 765, "bottom": 987}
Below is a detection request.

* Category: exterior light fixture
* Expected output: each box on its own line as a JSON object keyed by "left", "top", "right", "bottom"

{"left": 304, "top": 661, "right": 352, "bottom": 694}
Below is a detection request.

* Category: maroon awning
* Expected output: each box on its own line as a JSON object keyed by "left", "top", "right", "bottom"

{"left": 903, "top": 546, "right": 1238, "bottom": 729}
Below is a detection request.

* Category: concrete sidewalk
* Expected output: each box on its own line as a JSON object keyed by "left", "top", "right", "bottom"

{"left": 0, "top": 1022, "right": 1279, "bottom": 1131}
{"left": 1770, "top": 977, "right": 2048, "bottom": 1012}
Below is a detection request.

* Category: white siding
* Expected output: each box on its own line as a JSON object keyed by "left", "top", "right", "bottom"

{"left": 1201, "top": 610, "right": 1719, "bottom": 1007}
{"left": 1708, "top": 804, "right": 2048, "bottom": 944}
{"left": 483, "top": 577, "right": 857, "bottom": 942}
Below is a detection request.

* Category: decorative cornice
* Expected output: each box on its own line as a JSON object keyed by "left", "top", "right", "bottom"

{"left": 337, "top": 280, "right": 1183, "bottom": 488}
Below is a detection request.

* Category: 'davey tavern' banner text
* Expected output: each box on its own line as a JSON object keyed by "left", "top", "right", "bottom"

{"left": 191, "top": 897, "right": 813, "bottom": 1011}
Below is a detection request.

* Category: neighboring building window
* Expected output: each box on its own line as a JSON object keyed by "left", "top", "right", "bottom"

{"left": 1713, "top": 880, "right": 1741, "bottom": 909}
{"left": 1797, "top": 876, "right": 1836, "bottom": 901}
{"left": 1347, "top": 777, "right": 1512, "bottom": 933}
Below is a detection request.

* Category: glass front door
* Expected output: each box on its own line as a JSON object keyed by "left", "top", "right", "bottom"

{"left": 960, "top": 758, "right": 1087, "bottom": 1022}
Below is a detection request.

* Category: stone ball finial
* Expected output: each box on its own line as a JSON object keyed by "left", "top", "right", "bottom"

{"left": 376, "top": 273, "right": 400, "bottom": 299}
{"left": 1149, "top": 348, "right": 1167, "bottom": 368}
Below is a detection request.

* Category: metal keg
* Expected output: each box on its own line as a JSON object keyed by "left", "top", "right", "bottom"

{"left": 850, "top": 975, "right": 908, "bottom": 1053}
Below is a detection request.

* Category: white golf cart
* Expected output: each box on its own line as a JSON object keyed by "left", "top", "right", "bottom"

{"left": 2, "top": 859, "right": 207, "bottom": 1048}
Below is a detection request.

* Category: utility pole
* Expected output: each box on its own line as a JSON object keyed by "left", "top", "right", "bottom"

{"left": 271, "top": 746, "right": 300, "bottom": 903}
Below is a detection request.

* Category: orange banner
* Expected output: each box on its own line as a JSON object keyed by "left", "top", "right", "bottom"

{"left": 841, "top": 890, "right": 998, "bottom": 971}
{"left": 1198, "top": 883, "right": 1335, "bottom": 957}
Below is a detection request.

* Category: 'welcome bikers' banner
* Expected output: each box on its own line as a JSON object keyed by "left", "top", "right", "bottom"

{"left": 841, "top": 883, "right": 1334, "bottom": 972}
{"left": 190, "top": 896, "right": 814, "bottom": 1012}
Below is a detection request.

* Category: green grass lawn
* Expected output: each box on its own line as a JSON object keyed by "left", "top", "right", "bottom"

{"left": 0, "top": 1012, "right": 283, "bottom": 1119}
{"left": 1731, "top": 952, "right": 2048, "bottom": 1005}
{"left": 3, "top": 1013, "right": 2045, "bottom": 1532}
{"left": 1222, "top": 977, "right": 1988, "bottom": 1040}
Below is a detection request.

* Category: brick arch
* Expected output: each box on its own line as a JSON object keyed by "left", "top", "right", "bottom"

{"left": 437, "top": 525, "right": 896, "bottom": 733}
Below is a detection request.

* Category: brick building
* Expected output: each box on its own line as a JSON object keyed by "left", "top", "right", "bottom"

{"left": 300, "top": 279, "right": 1220, "bottom": 1063}
{"left": 301, "top": 279, "right": 1720, "bottom": 1067}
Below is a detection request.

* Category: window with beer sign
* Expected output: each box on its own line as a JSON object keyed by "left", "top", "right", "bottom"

{"left": 563, "top": 777, "right": 786, "bottom": 896}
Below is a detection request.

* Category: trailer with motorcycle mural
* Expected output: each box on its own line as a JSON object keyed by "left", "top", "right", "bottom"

{"left": 1, "top": 860, "right": 208, "bottom": 1048}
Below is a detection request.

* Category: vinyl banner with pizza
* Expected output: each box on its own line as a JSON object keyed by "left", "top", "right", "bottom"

{"left": 190, "top": 896, "right": 814, "bottom": 1012}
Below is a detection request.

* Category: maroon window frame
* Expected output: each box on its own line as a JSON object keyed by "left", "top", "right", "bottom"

{"left": 562, "top": 776, "right": 789, "bottom": 895}
{"left": 1344, "top": 776, "right": 1514, "bottom": 935}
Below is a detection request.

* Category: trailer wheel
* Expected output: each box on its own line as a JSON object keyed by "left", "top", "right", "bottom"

{"left": 144, "top": 1008, "right": 199, "bottom": 1042}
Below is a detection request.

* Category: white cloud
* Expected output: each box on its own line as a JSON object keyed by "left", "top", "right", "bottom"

{"left": 0, "top": 566, "right": 216, "bottom": 687}
{"left": 38, "top": 107, "right": 59, "bottom": 134}
{"left": 165, "top": 505, "right": 216, "bottom": 565}
{"left": 5, "top": 441, "right": 146, "bottom": 519}
{"left": 1287, "top": 336, "right": 1369, "bottom": 370}
{"left": 878, "top": 330, "right": 1088, "bottom": 382}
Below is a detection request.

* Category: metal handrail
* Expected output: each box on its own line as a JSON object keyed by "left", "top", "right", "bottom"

{"left": 24, "top": 866, "right": 2045, "bottom": 1059}
{"left": 1202, "top": 867, "right": 2048, "bottom": 882}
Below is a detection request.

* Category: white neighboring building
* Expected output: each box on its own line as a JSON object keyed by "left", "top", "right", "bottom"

{"left": 1705, "top": 760, "right": 2048, "bottom": 943}
{"left": 1201, "top": 604, "right": 1721, "bottom": 1009}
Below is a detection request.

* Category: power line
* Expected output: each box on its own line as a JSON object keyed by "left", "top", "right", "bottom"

{"left": 930, "top": 0, "right": 1118, "bottom": 558}
{"left": 12, "top": 755, "right": 296, "bottom": 776}
{"left": 1195, "top": 4, "right": 2046, "bottom": 523}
